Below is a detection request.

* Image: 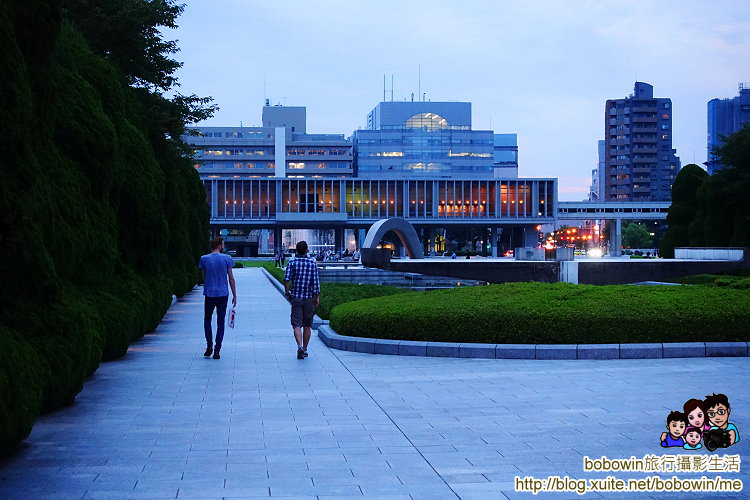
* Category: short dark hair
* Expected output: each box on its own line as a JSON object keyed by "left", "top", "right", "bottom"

{"left": 704, "top": 393, "right": 730, "bottom": 410}
{"left": 210, "top": 237, "right": 224, "bottom": 250}
{"left": 666, "top": 411, "right": 687, "bottom": 425}
{"left": 685, "top": 427, "right": 703, "bottom": 436}
{"left": 683, "top": 398, "right": 704, "bottom": 415}
{"left": 296, "top": 240, "right": 308, "bottom": 256}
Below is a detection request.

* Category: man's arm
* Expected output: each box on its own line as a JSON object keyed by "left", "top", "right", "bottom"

{"left": 312, "top": 263, "right": 321, "bottom": 307}
{"left": 283, "top": 261, "right": 293, "bottom": 299}
{"left": 227, "top": 268, "right": 237, "bottom": 306}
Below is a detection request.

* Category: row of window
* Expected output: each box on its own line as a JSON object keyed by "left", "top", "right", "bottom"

{"left": 287, "top": 149, "right": 349, "bottom": 156}
{"left": 205, "top": 179, "right": 555, "bottom": 219}
{"left": 199, "top": 131, "right": 272, "bottom": 139}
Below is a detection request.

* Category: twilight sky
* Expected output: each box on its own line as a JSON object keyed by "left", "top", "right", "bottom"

{"left": 170, "top": 0, "right": 750, "bottom": 200}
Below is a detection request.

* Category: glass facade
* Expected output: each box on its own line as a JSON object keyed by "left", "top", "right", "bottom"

{"left": 353, "top": 102, "right": 514, "bottom": 179}
{"left": 206, "top": 178, "right": 556, "bottom": 221}
{"left": 707, "top": 84, "right": 750, "bottom": 174}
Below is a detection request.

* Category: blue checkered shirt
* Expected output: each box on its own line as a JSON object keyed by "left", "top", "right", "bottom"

{"left": 284, "top": 256, "right": 320, "bottom": 299}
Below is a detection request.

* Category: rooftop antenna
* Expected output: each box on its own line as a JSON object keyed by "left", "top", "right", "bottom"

{"left": 418, "top": 64, "right": 421, "bottom": 102}
{"left": 383, "top": 74, "right": 386, "bottom": 102}
{"left": 410, "top": 92, "right": 414, "bottom": 102}
{"left": 391, "top": 74, "right": 394, "bottom": 102}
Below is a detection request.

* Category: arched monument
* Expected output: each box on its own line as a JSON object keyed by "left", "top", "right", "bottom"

{"left": 361, "top": 218, "right": 424, "bottom": 264}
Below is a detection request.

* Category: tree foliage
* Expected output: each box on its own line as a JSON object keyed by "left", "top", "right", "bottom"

{"left": 0, "top": 0, "right": 212, "bottom": 454}
{"left": 659, "top": 164, "right": 708, "bottom": 257}
{"left": 622, "top": 223, "right": 653, "bottom": 249}
{"left": 661, "top": 126, "right": 750, "bottom": 258}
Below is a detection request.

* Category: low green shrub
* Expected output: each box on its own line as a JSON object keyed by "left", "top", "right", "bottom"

{"left": 317, "top": 283, "right": 408, "bottom": 320}
{"left": 675, "top": 272, "right": 750, "bottom": 288}
{"left": 329, "top": 282, "right": 750, "bottom": 344}
{"left": 729, "top": 277, "right": 750, "bottom": 290}
{"left": 674, "top": 274, "right": 721, "bottom": 285}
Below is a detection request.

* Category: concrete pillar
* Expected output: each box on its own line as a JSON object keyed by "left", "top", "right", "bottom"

{"left": 523, "top": 225, "right": 538, "bottom": 247}
{"left": 612, "top": 219, "right": 622, "bottom": 256}
{"left": 490, "top": 227, "right": 499, "bottom": 257}
{"left": 274, "top": 227, "right": 282, "bottom": 254}
{"left": 357, "top": 229, "right": 366, "bottom": 250}
{"left": 260, "top": 229, "right": 269, "bottom": 254}
{"left": 334, "top": 227, "right": 344, "bottom": 253}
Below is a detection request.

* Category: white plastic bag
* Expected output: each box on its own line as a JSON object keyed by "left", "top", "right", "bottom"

{"left": 227, "top": 305, "right": 236, "bottom": 329}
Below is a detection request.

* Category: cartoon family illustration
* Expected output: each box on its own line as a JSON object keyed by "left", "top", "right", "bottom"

{"left": 660, "top": 393, "right": 740, "bottom": 452}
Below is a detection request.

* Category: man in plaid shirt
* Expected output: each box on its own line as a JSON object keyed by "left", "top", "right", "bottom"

{"left": 283, "top": 240, "right": 320, "bottom": 359}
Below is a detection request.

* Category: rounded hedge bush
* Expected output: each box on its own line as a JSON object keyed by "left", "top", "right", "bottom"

{"left": 329, "top": 282, "right": 750, "bottom": 344}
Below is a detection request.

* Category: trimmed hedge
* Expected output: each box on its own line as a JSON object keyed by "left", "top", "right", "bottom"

{"left": 0, "top": 3, "right": 208, "bottom": 454}
{"left": 317, "top": 284, "right": 407, "bottom": 320}
{"left": 674, "top": 272, "right": 750, "bottom": 289}
{"left": 329, "top": 282, "right": 750, "bottom": 344}
{"left": 240, "top": 263, "right": 407, "bottom": 320}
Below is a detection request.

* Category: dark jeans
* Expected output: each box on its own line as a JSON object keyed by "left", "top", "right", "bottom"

{"left": 204, "top": 295, "right": 228, "bottom": 349}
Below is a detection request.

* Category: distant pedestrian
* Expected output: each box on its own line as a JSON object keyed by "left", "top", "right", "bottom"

{"left": 274, "top": 250, "right": 281, "bottom": 268}
{"left": 283, "top": 240, "right": 320, "bottom": 360}
{"left": 198, "top": 237, "right": 237, "bottom": 360}
{"left": 280, "top": 250, "right": 286, "bottom": 267}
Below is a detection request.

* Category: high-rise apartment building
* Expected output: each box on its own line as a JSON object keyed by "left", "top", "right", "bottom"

{"left": 707, "top": 83, "right": 750, "bottom": 174}
{"left": 604, "top": 82, "right": 680, "bottom": 201}
{"left": 589, "top": 140, "right": 605, "bottom": 201}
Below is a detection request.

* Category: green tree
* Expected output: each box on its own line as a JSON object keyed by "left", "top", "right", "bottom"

{"left": 659, "top": 164, "right": 708, "bottom": 257}
{"left": 702, "top": 123, "right": 750, "bottom": 246}
{"left": 0, "top": 0, "right": 214, "bottom": 454}
{"left": 622, "top": 223, "right": 653, "bottom": 249}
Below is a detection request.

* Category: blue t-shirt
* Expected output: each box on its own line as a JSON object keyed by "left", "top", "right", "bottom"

{"left": 661, "top": 434, "right": 684, "bottom": 447}
{"left": 199, "top": 253, "right": 234, "bottom": 297}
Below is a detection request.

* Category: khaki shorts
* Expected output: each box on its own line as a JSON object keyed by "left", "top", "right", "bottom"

{"left": 290, "top": 296, "right": 316, "bottom": 328}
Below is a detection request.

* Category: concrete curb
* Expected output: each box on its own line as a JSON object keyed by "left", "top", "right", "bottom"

{"left": 257, "top": 267, "right": 748, "bottom": 361}
{"left": 317, "top": 325, "right": 749, "bottom": 360}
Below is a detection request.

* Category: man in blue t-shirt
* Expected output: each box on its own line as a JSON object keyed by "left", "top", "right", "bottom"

{"left": 198, "top": 237, "right": 237, "bottom": 359}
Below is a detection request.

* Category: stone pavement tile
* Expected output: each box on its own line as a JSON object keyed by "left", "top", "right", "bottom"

{"left": 318, "top": 496, "right": 410, "bottom": 500}
{"left": 84, "top": 490, "right": 180, "bottom": 499}
{"left": 441, "top": 473, "right": 490, "bottom": 484}
{"left": 177, "top": 486, "right": 270, "bottom": 498}
{"left": 269, "top": 484, "right": 362, "bottom": 496}
{"left": 4, "top": 269, "right": 750, "bottom": 500}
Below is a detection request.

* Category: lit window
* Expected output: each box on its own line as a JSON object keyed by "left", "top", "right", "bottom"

{"left": 405, "top": 113, "right": 449, "bottom": 130}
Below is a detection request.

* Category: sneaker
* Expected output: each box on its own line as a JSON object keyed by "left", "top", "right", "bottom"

{"left": 213, "top": 350, "right": 221, "bottom": 359}
{"left": 297, "top": 348, "right": 305, "bottom": 360}
{"left": 204, "top": 347, "right": 213, "bottom": 357}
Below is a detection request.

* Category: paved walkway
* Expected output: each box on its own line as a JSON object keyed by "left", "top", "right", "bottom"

{"left": 1, "top": 268, "right": 748, "bottom": 500}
